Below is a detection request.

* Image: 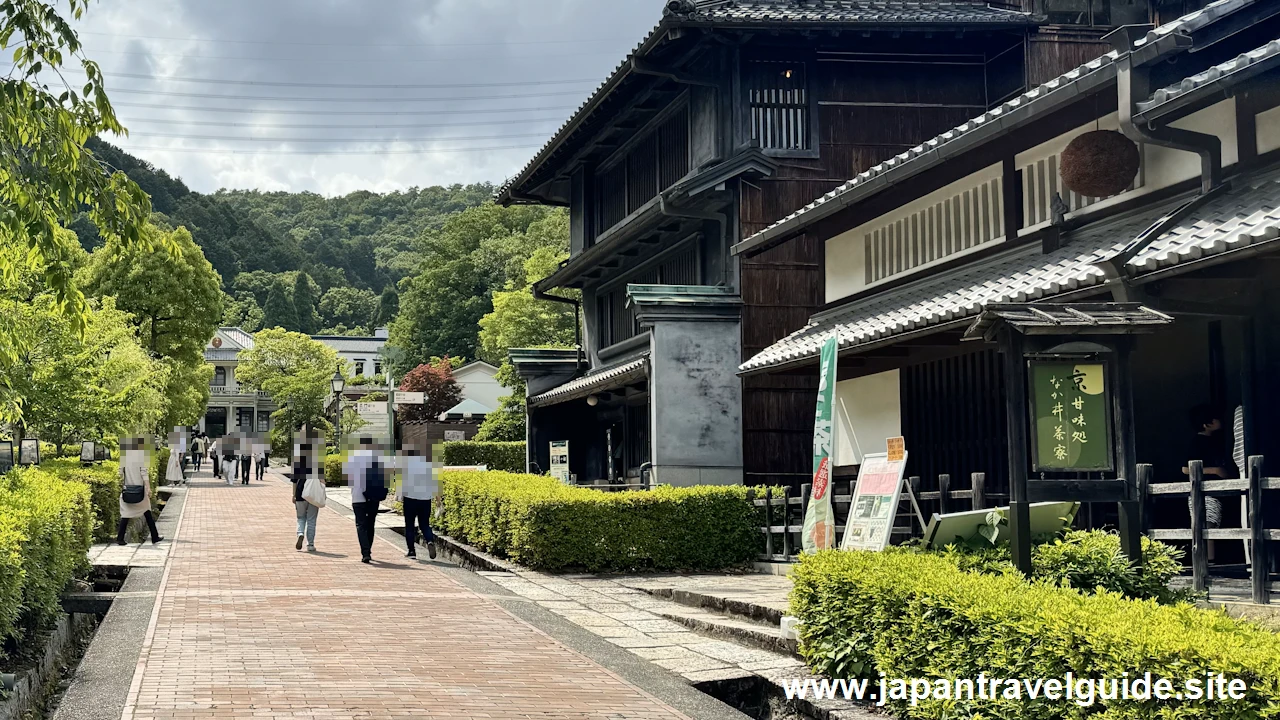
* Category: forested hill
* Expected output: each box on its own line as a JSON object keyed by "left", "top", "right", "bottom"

{"left": 73, "top": 138, "right": 495, "bottom": 336}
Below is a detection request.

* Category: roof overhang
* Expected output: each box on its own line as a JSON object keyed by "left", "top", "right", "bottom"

{"left": 528, "top": 357, "right": 649, "bottom": 408}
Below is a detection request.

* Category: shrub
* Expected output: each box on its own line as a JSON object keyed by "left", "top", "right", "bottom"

{"left": 937, "top": 530, "right": 1191, "bottom": 603}
{"left": 791, "top": 549, "right": 1280, "bottom": 719}
{"left": 41, "top": 460, "right": 121, "bottom": 543}
{"left": 0, "top": 469, "right": 93, "bottom": 660}
{"left": 439, "top": 470, "right": 759, "bottom": 572}
{"left": 324, "top": 454, "right": 345, "bottom": 486}
{"left": 441, "top": 441, "right": 524, "bottom": 473}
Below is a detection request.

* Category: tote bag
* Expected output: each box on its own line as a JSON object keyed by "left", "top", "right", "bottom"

{"left": 302, "top": 476, "right": 327, "bottom": 508}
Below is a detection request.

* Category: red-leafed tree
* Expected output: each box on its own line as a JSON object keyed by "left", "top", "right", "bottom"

{"left": 398, "top": 357, "right": 463, "bottom": 422}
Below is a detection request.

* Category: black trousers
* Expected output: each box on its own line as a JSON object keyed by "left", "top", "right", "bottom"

{"left": 117, "top": 511, "right": 160, "bottom": 543}
{"left": 352, "top": 500, "right": 378, "bottom": 560}
{"left": 240, "top": 457, "right": 251, "bottom": 483}
{"left": 211, "top": 455, "right": 219, "bottom": 476}
{"left": 256, "top": 459, "right": 265, "bottom": 481}
{"left": 192, "top": 451, "right": 202, "bottom": 471}
{"left": 403, "top": 498, "right": 434, "bottom": 552}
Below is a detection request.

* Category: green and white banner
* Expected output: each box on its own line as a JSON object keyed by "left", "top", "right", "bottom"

{"left": 802, "top": 334, "right": 838, "bottom": 553}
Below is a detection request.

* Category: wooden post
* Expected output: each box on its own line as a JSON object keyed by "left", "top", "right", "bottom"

{"left": 1001, "top": 329, "right": 1032, "bottom": 576}
{"left": 1249, "top": 455, "right": 1268, "bottom": 605}
{"left": 1114, "top": 338, "right": 1142, "bottom": 566}
{"left": 1189, "top": 460, "right": 1208, "bottom": 593}
{"left": 763, "top": 487, "right": 773, "bottom": 560}
{"left": 1135, "top": 463, "right": 1153, "bottom": 534}
{"left": 971, "top": 472, "right": 987, "bottom": 511}
{"left": 938, "top": 474, "right": 951, "bottom": 515}
{"left": 781, "top": 485, "right": 793, "bottom": 560}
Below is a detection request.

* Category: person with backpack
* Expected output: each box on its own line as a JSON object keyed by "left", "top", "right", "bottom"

{"left": 344, "top": 437, "right": 388, "bottom": 563}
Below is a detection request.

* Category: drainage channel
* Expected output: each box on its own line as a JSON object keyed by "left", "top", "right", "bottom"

{"left": 695, "top": 675, "right": 821, "bottom": 720}
{"left": 0, "top": 565, "right": 129, "bottom": 720}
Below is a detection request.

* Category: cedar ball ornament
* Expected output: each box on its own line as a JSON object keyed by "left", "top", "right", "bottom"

{"left": 1059, "top": 130, "right": 1140, "bottom": 198}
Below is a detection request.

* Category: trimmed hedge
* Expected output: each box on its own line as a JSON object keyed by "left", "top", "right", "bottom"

{"left": 324, "top": 454, "right": 345, "bottom": 486}
{"left": 0, "top": 469, "right": 93, "bottom": 662}
{"left": 439, "top": 470, "right": 758, "bottom": 572}
{"left": 791, "top": 549, "right": 1280, "bottom": 719}
{"left": 41, "top": 460, "right": 122, "bottom": 542}
{"left": 441, "top": 441, "right": 524, "bottom": 473}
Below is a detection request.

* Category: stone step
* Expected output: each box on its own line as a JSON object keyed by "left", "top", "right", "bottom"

{"left": 656, "top": 605, "right": 798, "bottom": 657}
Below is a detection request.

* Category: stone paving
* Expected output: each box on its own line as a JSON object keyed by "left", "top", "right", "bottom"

{"left": 120, "top": 468, "right": 694, "bottom": 720}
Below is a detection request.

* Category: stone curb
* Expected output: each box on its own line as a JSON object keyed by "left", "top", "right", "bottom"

{"left": 0, "top": 613, "right": 95, "bottom": 720}
{"left": 633, "top": 586, "right": 785, "bottom": 626}
{"left": 431, "top": 533, "right": 521, "bottom": 573}
{"left": 656, "top": 610, "right": 797, "bottom": 656}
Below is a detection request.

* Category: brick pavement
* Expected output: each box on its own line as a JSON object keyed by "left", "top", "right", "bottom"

{"left": 121, "top": 469, "right": 690, "bottom": 720}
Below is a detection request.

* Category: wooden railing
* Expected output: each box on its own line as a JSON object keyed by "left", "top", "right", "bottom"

{"left": 753, "top": 473, "right": 1007, "bottom": 563}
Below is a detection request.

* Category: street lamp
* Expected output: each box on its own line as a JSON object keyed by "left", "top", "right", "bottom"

{"left": 332, "top": 367, "right": 346, "bottom": 448}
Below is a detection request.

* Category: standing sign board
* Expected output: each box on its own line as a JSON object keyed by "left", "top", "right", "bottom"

{"left": 0, "top": 441, "right": 13, "bottom": 474}
{"left": 18, "top": 438, "right": 38, "bottom": 466}
{"left": 801, "top": 335, "right": 839, "bottom": 552}
{"left": 550, "top": 441, "right": 570, "bottom": 483}
{"left": 357, "top": 401, "right": 391, "bottom": 439}
{"left": 80, "top": 441, "right": 95, "bottom": 463}
{"left": 841, "top": 451, "right": 909, "bottom": 551}
{"left": 394, "top": 391, "right": 425, "bottom": 406}
{"left": 1029, "top": 361, "right": 1112, "bottom": 471}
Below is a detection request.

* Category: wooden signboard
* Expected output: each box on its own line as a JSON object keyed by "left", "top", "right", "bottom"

{"left": 840, "top": 451, "right": 909, "bottom": 552}
{"left": 1029, "top": 361, "right": 1113, "bottom": 471}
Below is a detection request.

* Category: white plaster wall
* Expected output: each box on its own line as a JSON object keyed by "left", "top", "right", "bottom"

{"left": 833, "top": 370, "right": 901, "bottom": 466}
{"left": 1143, "top": 98, "right": 1238, "bottom": 189}
{"left": 1257, "top": 103, "right": 1280, "bottom": 154}
{"left": 455, "top": 366, "right": 504, "bottom": 411}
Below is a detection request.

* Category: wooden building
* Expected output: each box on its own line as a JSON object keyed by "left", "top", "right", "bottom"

{"left": 737, "top": 0, "right": 1280, "bottom": 577}
{"left": 499, "top": 0, "right": 1175, "bottom": 487}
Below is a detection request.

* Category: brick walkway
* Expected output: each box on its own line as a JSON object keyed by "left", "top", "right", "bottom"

{"left": 122, "top": 469, "right": 689, "bottom": 720}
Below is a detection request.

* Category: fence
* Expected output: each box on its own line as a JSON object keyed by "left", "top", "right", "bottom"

{"left": 754, "top": 472, "right": 1007, "bottom": 563}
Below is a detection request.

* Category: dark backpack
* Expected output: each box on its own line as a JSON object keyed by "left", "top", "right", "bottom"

{"left": 365, "top": 458, "right": 388, "bottom": 502}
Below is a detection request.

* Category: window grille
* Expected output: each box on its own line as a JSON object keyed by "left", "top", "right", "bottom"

{"left": 747, "top": 61, "right": 810, "bottom": 152}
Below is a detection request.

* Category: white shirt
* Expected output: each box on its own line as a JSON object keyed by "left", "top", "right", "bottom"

{"left": 395, "top": 455, "right": 436, "bottom": 500}
{"left": 344, "top": 449, "right": 380, "bottom": 503}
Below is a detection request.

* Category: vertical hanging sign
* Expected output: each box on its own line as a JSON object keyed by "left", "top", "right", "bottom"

{"left": 802, "top": 335, "right": 839, "bottom": 553}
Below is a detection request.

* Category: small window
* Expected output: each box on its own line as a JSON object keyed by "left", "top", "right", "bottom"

{"left": 257, "top": 411, "right": 270, "bottom": 432}
{"left": 747, "top": 61, "right": 810, "bottom": 152}
{"left": 1044, "top": 0, "right": 1147, "bottom": 25}
{"left": 374, "top": 361, "right": 383, "bottom": 377}
{"left": 212, "top": 367, "right": 226, "bottom": 387}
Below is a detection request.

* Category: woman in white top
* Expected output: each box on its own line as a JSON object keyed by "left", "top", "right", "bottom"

{"left": 118, "top": 436, "right": 163, "bottom": 545}
{"left": 394, "top": 442, "right": 437, "bottom": 559}
{"left": 165, "top": 430, "right": 185, "bottom": 487}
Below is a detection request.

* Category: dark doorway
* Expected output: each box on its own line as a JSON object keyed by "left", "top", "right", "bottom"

{"left": 205, "top": 407, "right": 228, "bottom": 438}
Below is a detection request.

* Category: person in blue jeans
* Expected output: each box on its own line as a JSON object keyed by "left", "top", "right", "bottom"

{"left": 292, "top": 440, "right": 321, "bottom": 552}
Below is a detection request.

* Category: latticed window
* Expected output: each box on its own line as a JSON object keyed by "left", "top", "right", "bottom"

{"left": 1042, "top": 0, "right": 1147, "bottom": 25}
{"left": 212, "top": 366, "right": 226, "bottom": 387}
{"left": 747, "top": 61, "right": 810, "bottom": 152}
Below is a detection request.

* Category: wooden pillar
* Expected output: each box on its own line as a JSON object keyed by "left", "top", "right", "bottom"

{"left": 782, "top": 485, "right": 794, "bottom": 559}
{"left": 1114, "top": 339, "right": 1142, "bottom": 565}
{"left": 1189, "top": 460, "right": 1208, "bottom": 593}
{"left": 763, "top": 487, "right": 774, "bottom": 560}
{"left": 1249, "top": 455, "right": 1268, "bottom": 605}
{"left": 971, "top": 472, "right": 987, "bottom": 511}
{"left": 1136, "top": 463, "right": 1153, "bottom": 533}
{"left": 1001, "top": 329, "right": 1032, "bottom": 576}
{"left": 938, "top": 473, "right": 952, "bottom": 515}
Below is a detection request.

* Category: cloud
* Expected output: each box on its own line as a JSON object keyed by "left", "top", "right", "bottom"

{"left": 76, "top": 0, "right": 662, "bottom": 195}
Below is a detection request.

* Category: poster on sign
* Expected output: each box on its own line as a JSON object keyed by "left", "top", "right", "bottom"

{"left": 840, "top": 451, "right": 909, "bottom": 552}
{"left": 550, "top": 440, "right": 571, "bottom": 483}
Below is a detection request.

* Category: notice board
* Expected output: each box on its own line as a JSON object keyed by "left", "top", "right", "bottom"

{"left": 840, "top": 451, "right": 908, "bottom": 552}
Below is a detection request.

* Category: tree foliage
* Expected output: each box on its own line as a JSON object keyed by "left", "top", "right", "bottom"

{"left": 397, "top": 358, "right": 463, "bottom": 422}
{"left": 234, "top": 329, "right": 338, "bottom": 437}
{"left": 0, "top": 1, "right": 152, "bottom": 365}
{"left": 80, "top": 224, "right": 223, "bottom": 364}
{"left": 262, "top": 278, "right": 297, "bottom": 331}
{"left": 292, "top": 272, "right": 318, "bottom": 334}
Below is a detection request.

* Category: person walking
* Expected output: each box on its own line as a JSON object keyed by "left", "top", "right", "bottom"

{"left": 117, "top": 437, "right": 163, "bottom": 545}
{"left": 239, "top": 444, "right": 252, "bottom": 485}
{"left": 222, "top": 434, "right": 237, "bottom": 486}
{"left": 292, "top": 437, "right": 322, "bottom": 552}
{"left": 394, "top": 442, "right": 437, "bottom": 560}
{"left": 344, "top": 437, "right": 388, "bottom": 564}
{"left": 190, "top": 434, "right": 203, "bottom": 472}
{"left": 209, "top": 436, "right": 220, "bottom": 478}
{"left": 165, "top": 429, "right": 186, "bottom": 487}
{"left": 255, "top": 439, "right": 268, "bottom": 482}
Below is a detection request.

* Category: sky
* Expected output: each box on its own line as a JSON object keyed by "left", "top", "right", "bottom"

{"left": 66, "top": 0, "right": 663, "bottom": 196}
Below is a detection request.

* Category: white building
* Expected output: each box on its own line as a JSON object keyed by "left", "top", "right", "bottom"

{"left": 202, "top": 328, "right": 276, "bottom": 438}
{"left": 314, "top": 328, "right": 391, "bottom": 380}
{"left": 452, "top": 360, "right": 502, "bottom": 413}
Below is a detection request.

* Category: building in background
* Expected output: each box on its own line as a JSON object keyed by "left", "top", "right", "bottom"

{"left": 314, "top": 327, "right": 391, "bottom": 381}
{"left": 202, "top": 328, "right": 276, "bottom": 438}
{"left": 452, "top": 360, "right": 502, "bottom": 414}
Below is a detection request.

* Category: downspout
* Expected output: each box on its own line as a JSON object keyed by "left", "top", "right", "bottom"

{"left": 658, "top": 191, "right": 731, "bottom": 287}
{"left": 532, "top": 286, "right": 585, "bottom": 370}
{"left": 1097, "top": 25, "right": 1226, "bottom": 298}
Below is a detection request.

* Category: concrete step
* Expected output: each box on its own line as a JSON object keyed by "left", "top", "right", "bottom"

{"left": 655, "top": 605, "right": 798, "bottom": 657}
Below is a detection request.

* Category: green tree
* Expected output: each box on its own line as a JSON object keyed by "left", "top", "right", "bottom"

{"left": 160, "top": 358, "right": 214, "bottom": 430}
{"left": 292, "top": 272, "right": 318, "bottom": 334}
{"left": 0, "top": 1, "right": 153, "bottom": 366}
{"left": 81, "top": 224, "right": 223, "bottom": 364}
{"left": 475, "top": 364, "right": 528, "bottom": 442}
{"left": 222, "top": 291, "right": 264, "bottom": 332}
{"left": 262, "top": 278, "right": 297, "bottom": 331}
{"left": 318, "top": 286, "right": 378, "bottom": 334}
{"left": 375, "top": 285, "right": 399, "bottom": 327}
{"left": 234, "top": 329, "right": 338, "bottom": 443}
{"left": 478, "top": 247, "right": 577, "bottom": 365}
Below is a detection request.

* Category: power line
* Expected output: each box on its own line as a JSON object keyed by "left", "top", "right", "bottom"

{"left": 112, "top": 102, "right": 576, "bottom": 116}
{"left": 114, "top": 143, "right": 545, "bottom": 156}
{"left": 76, "top": 30, "right": 639, "bottom": 49}
{"left": 104, "top": 87, "right": 589, "bottom": 103}
{"left": 121, "top": 116, "right": 568, "bottom": 130}
{"left": 128, "top": 131, "right": 553, "bottom": 143}
{"left": 75, "top": 46, "right": 624, "bottom": 66}
{"left": 74, "top": 70, "right": 599, "bottom": 90}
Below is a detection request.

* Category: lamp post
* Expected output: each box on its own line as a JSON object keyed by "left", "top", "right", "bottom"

{"left": 331, "top": 366, "right": 346, "bottom": 449}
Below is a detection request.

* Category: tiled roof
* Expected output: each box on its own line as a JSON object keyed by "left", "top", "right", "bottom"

{"left": 312, "top": 336, "right": 386, "bottom": 354}
{"left": 734, "top": 0, "right": 1256, "bottom": 254}
{"left": 220, "top": 327, "right": 255, "bottom": 349}
{"left": 740, "top": 165, "right": 1280, "bottom": 373}
{"left": 496, "top": 1, "right": 1034, "bottom": 202}
{"left": 1139, "top": 37, "right": 1280, "bottom": 114}
{"left": 671, "top": 1, "right": 1034, "bottom": 25}
{"left": 528, "top": 357, "right": 648, "bottom": 408}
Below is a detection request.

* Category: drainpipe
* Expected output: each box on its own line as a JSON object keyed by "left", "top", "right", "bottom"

{"left": 532, "top": 286, "right": 585, "bottom": 369}
{"left": 658, "top": 191, "right": 731, "bottom": 287}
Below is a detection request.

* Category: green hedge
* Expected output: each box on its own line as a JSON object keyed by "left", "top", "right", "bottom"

{"left": 441, "top": 441, "right": 524, "bottom": 473}
{"left": 791, "top": 549, "right": 1280, "bottom": 719}
{"left": 41, "top": 460, "right": 121, "bottom": 543}
{"left": 324, "top": 454, "right": 345, "bottom": 486}
{"left": 0, "top": 469, "right": 93, "bottom": 662}
{"left": 439, "top": 470, "right": 758, "bottom": 572}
